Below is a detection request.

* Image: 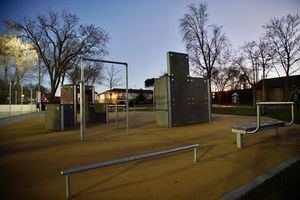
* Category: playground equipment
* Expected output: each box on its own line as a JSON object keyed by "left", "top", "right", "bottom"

{"left": 232, "top": 102, "right": 294, "bottom": 149}
{"left": 155, "top": 52, "right": 210, "bottom": 127}
{"left": 45, "top": 84, "right": 106, "bottom": 131}
{"left": 80, "top": 58, "right": 129, "bottom": 141}
{"left": 61, "top": 144, "right": 199, "bottom": 199}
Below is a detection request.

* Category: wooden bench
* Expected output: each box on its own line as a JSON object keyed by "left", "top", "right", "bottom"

{"left": 232, "top": 102, "right": 294, "bottom": 149}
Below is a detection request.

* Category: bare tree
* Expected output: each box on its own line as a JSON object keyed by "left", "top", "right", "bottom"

{"left": 255, "top": 37, "right": 275, "bottom": 101}
{"left": 212, "top": 66, "right": 239, "bottom": 92}
{"left": 102, "top": 65, "right": 123, "bottom": 103}
{"left": 66, "top": 59, "right": 104, "bottom": 86}
{"left": 103, "top": 65, "right": 123, "bottom": 90}
{"left": 211, "top": 50, "right": 238, "bottom": 92}
{"left": 0, "top": 35, "right": 37, "bottom": 103}
{"left": 233, "top": 53, "right": 257, "bottom": 106}
{"left": 179, "top": 2, "right": 228, "bottom": 93}
{"left": 263, "top": 14, "right": 300, "bottom": 100}
{"left": 5, "top": 9, "right": 109, "bottom": 101}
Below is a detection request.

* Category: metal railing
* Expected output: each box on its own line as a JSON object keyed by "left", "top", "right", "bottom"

{"left": 61, "top": 144, "right": 200, "bottom": 199}
{"left": 247, "top": 101, "right": 294, "bottom": 134}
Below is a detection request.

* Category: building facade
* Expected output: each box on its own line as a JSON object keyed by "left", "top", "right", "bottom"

{"left": 97, "top": 88, "right": 153, "bottom": 105}
{"left": 255, "top": 75, "right": 300, "bottom": 102}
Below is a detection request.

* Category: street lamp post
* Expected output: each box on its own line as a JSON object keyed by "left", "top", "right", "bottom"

{"left": 38, "top": 54, "right": 42, "bottom": 111}
{"left": 9, "top": 81, "right": 11, "bottom": 116}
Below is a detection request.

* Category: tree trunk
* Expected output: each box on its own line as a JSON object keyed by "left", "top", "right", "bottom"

{"left": 284, "top": 75, "right": 289, "bottom": 101}
{"left": 262, "top": 69, "right": 266, "bottom": 102}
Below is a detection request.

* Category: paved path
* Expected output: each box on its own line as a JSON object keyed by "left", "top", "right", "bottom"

{"left": 0, "top": 112, "right": 44, "bottom": 128}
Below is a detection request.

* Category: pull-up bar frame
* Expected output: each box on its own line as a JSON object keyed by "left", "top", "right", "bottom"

{"left": 80, "top": 58, "right": 129, "bottom": 141}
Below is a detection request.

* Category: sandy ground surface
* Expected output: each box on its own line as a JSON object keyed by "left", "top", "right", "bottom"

{"left": 0, "top": 112, "right": 300, "bottom": 200}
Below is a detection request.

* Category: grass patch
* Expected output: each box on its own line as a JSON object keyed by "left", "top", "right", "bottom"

{"left": 239, "top": 159, "right": 300, "bottom": 200}
{"left": 212, "top": 106, "right": 300, "bottom": 124}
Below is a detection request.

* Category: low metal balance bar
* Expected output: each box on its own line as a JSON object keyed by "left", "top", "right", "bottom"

{"left": 61, "top": 144, "right": 200, "bottom": 199}
{"left": 247, "top": 101, "right": 294, "bottom": 134}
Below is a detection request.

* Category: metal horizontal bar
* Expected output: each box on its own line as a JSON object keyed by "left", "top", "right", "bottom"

{"left": 257, "top": 102, "right": 294, "bottom": 105}
{"left": 82, "top": 58, "right": 127, "bottom": 66}
{"left": 61, "top": 144, "right": 199, "bottom": 175}
{"left": 107, "top": 105, "right": 126, "bottom": 107}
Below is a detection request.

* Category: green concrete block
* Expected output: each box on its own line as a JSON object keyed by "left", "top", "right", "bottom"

{"left": 156, "top": 110, "right": 169, "bottom": 127}
{"left": 155, "top": 76, "right": 169, "bottom": 111}
{"left": 45, "top": 104, "right": 61, "bottom": 130}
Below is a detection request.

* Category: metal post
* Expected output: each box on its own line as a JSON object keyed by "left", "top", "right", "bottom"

{"left": 125, "top": 64, "right": 129, "bottom": 134}
{"left": 115, "top": 102, "right": 118, "bottom": 129}
{"left": 15, "top": 90, "right": 17, "bottom": 104}
{"left": 207, "top": 78, "right": 211, "bottom": 122}
{"left": 291, "top": 104, "right": 294, "bottom": 124}
{"left": 153, "top": 87, "right": 155, "bottom": 112}
{"left": 73, "top": 85, "right": 77, "bottom": 126}
{"left": 21, "top": 85, "right": 23, "bottom": 105}
{"left": 194, "top": 148, "right": 197, "bottom": 162}
{"left": 38, "top": 55, "right": 41, "bottom": 112}
{"left": 80, "top": 58, "right": 86, "bottom": 141}
{"left": 80, "top": 58, "right": 129, "bottom": 134}
{"left": 61, "top": 105, "right": 64, "bottom": 131}
{"left": 30, "top": 89, "right": 33, "bottom": 104}
{"left": 105, "top": 104, "right": 109, "bottom": 123}
{"left": 9, "top": 82, "right": 11, "bottom": 116}
{"left": 66, "top": 175, "right": 71, "bottom": 199}
{"left": 256, "top": 104, "right": 260, "bottom": 128}
{"left": 123, "top": 105, "right": 125, "bottom": 117}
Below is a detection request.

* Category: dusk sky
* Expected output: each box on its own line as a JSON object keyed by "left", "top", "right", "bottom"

{"left": 1, "top": 0, "right": 299, "bottom": 93}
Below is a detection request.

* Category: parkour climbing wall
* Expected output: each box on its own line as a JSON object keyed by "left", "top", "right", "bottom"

{"left": 155, "top": 51, "right": 210, "bottom": 127}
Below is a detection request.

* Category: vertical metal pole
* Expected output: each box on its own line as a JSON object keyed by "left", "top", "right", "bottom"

{"left": 123, "top": 105, "right": 125, "bottom": 117}
{"left": 38, "top": 55, "right": 41, "bottom": 112}
{"left": 30, "top": 89, "right": 33, "bottom": 104}
{"left": 207, "top": 79, "right": 212, "bottom": 122}
{"left": 153, "top": 87, "right": 155, "bottom": 112}
{"left": 15, "top": 90, "right": 17, "bottom": 104}
{"left": 291, "top": 104, "right": 294, "bottom": 123}
{"left": 194, "top": 148, "right": 197, "bottom": 162}
{"left": 105, "top": 104, "right": 109, "bottom": 123}
{"left": 66, "top": 175, "right": 71, "bottom": 199}
{"left": 9, "top": 82, "right": 11, "bottom": 116}
{"left": 73, "top": 85, "right": 77, "bottom": 126}
{"left": 115, "top": 102, "right": 118, "bottom": 129}
{"left": 21, "top": 85, "right": 23, "bottom": 105}
{"left": 61, "top": 105, "right": 64, "bottom": 131}
{"left": 125, "top": 64, "right": 129, "bottom": 134}
{"left": 80, "top": 58, "right": 86, "bottom": 141}
{"left": 257, "top": 104, "right": 260, "bottom": 127}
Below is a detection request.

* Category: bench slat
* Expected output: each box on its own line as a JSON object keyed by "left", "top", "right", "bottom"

{"left": 232, "top": 120, "right": 285, "bottom": 133}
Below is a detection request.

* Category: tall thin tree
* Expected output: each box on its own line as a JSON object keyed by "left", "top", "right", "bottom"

{"left": 263, "top": 14, "right": 300, "bottom": 100}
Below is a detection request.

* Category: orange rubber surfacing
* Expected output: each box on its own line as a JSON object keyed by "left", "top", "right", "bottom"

{"left": 0, "top": 112, "right": 300, "bottom": 199}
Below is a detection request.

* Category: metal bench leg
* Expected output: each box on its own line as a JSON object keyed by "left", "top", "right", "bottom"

{"left": 237, "top": 133, "right": 245, "bottom": 149}
{"left": 273, "top": 128, "right": 279, "bottom": 137}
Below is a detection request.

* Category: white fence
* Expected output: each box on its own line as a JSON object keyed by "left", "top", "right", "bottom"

{"left": 0, "top": 104, "right": 37, "bottom": 112}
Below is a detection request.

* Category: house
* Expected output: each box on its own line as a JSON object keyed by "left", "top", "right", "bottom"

{"left": 255, "top": 75, "right": 300, "bottom": 102}
{"left": 97, "top": 88, "right": 153, "bottom": 104}
{"left": 212, "top": 89, "right": 253, "bottom": 105}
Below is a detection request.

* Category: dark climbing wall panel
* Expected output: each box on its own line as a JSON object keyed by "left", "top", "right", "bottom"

{"left": 155, "top": 51, "right": 209, "bottom": 127}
